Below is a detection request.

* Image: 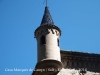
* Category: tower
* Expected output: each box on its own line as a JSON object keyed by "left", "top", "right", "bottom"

{"left": 32, "top": 5, "right": 63, "bottom": 75}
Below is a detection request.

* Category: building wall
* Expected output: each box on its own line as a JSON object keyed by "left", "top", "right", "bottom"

{"left": 58, "top": 68, "right": 100, "bottom": 75}
{"left": 60, "top": 50, "right": 100, "bottom": 75}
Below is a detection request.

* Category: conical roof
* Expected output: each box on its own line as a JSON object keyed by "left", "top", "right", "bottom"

{"left": 40, "top": 6, "right": 54, "bottom": 26}
{"left": 34, "top": 6, "right": 61, "bottom": 37}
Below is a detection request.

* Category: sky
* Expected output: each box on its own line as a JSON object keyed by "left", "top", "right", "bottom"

{"left": 0, "top": 0, "right": 100, "bottom": 75}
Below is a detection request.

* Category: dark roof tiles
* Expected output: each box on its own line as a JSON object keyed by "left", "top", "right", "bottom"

{"left": 40, "top": 6, "right": 54, "bottom": 26}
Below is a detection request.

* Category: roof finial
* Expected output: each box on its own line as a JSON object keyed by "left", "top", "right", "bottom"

{"left": 43, "top": 0, "right": 48, "bottom": 7}
{"left": 46, "top": 0, "right": 47, "bottom": 6}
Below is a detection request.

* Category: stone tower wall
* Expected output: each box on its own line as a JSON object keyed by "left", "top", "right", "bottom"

{"left": 36, "top": 27, "right": 61, "bottom": 62}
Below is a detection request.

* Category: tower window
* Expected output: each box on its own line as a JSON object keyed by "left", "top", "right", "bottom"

{"left": 40, "top": 35, "right": 46, "bottom": 45}
{"left": 57, "top": 38, "right": 59, "bottom": 46}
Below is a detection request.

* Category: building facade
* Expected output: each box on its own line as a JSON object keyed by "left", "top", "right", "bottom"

{"left": 59, "top": 50, "right": 100, "bottom": 75}
{"left": 32, "top": 5, "right": 100, "bottom": 75}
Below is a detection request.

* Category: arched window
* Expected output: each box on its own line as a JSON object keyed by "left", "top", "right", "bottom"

{"left": 72, "top": 62, "right": 74, "bottom": 67}
{"left": 57, "top": 38, "right": 59, "bottom": 46}
{"left": 67, "top": 61, "right": 69, "bottom": 66}
{"left": 40, "top": 35, "right": 46, "bottom": 45}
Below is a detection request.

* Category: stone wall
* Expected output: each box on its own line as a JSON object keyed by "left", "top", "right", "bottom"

{"left": 58, "top": 68, "right": 100, "bottom": 75}
{"left": 61, "top": 50, "right": 100, "bottom": 73}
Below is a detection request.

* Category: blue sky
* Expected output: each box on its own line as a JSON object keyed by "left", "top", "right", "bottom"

{"left": 0, "top": 0, "right": 100, "bottom": 75}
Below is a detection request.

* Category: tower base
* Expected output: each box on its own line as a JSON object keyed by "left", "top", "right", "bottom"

{"left": 32, "top": 59, "right": 63, "bottom": 75}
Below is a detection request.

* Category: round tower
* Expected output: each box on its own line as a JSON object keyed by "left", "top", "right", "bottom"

{"left": 33, "top": 6, "right": 62, "bottom": 75}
